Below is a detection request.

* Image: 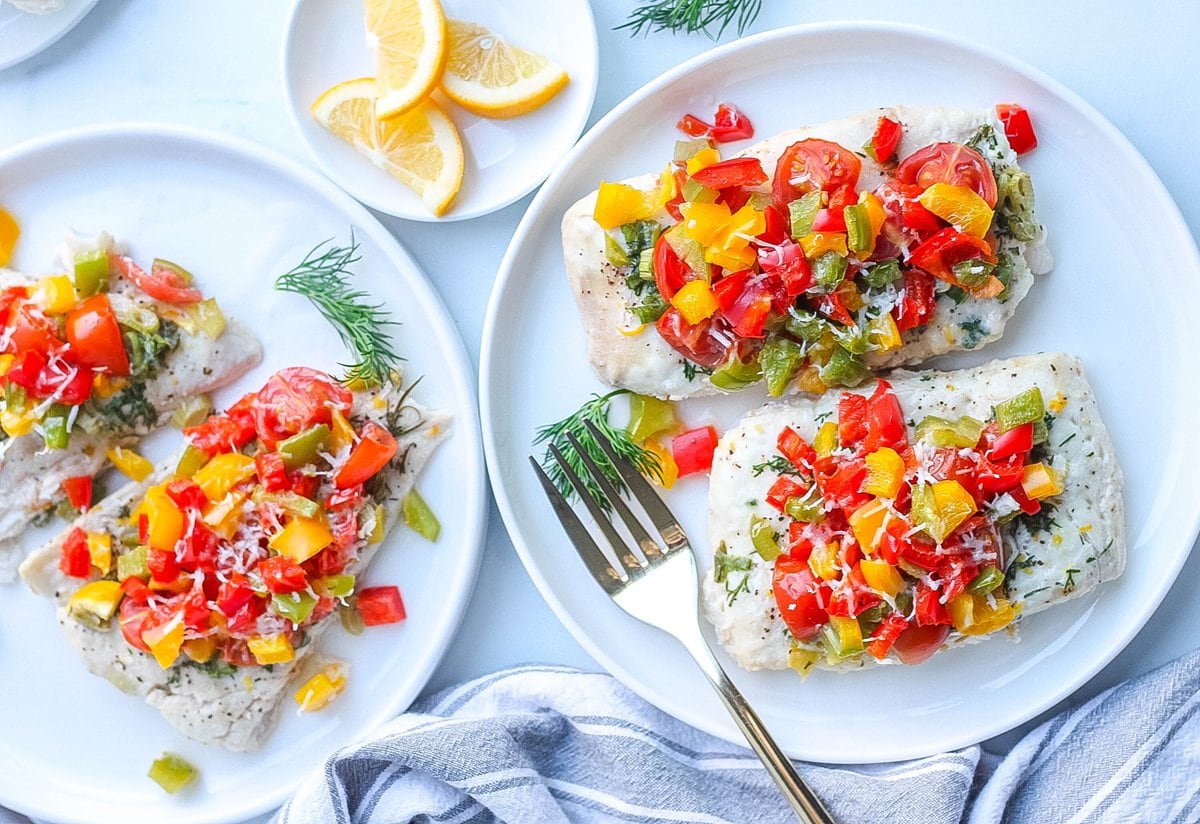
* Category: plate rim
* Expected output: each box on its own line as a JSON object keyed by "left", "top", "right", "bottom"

{"left": 0, "top": 121, "right": 488, "bottom": 822}
{"left": 479, "top": 19, "right": 1200, "bottom": 762}
{"left": 278, "top": 0, "right": 601, "bottom": 222}
{"left": 0, "top": 0, "right": 102, "bottom": 73}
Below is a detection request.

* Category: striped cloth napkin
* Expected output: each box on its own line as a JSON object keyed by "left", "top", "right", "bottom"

{"left": 277, "top": 650, "right": 1200, "bottom": 824}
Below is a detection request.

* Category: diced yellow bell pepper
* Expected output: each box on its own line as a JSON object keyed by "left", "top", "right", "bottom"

{"left": 193, "top": 452, "right": 257, "bottom": 502}
{"left": 367, "top": 504, "right": 387, "bottom": 545}
{"left": 329, "top": 408, "right": 356, "bottom": 454}
{"left": 794, "top": 366, "right": 828, "bottom": 395}
{"left": 712, "top": 202, "right": 766, "bottom": 251}
{"left": 86, "top": 531, "right": 113, "bottom": 576}
{"left": 0, "top": 353, "right": 12, "bottom": 376}
{"left": 798, "top": 232, "right": 848, "bottom": 259}
{"left": 912, "top": 480, "right": 978, "bottom": 543}
{"left": 808, "top": 540, "right": 841, "bottom": 581}
{"left": 813, "top": 421, "right": 838, "bottom": 458}
{"left": 593, "top": 181, "right": 655, "bottom": 229}
{"left": 835, "top": 279, "right": 865, "bottom": 313}
{"left": 705, "top": 244, "right": 757, "bottom": 271}
{"left": 1021, "top": 462, "right": 1065, "bottom": 500}
{"left": 294, "top": 663, "right": 348, "bottom": 712}
{"left": 828, "top": 615, "right": 864, "bottom": 655}
{"left": 202, "top": 491, "right": 248, "bottom": 540}
{"left": 860, "top": 558, "right": 905, "bottom": 597}
{"left": 1, "top": 405, "right": 37, "bottom": 438}
{"left": 136, "top": 485, "right": 184, "bottom": 552}
{"left": 248, "top": 633, "right": 294, "bottom": 665}
{"left": 108, "top": 447, "right": 154, "bottom": 482}
{"left": 849, "top": 499, "right": 892, "bottom": 555}
{"left": 787, "top": 644, "right": 821, "bottom": 680}
{"left": 651, "top": 164, "right": 678, "bottom": 212}
{"left": 867, "top": 312, "right": 903, "bottom": 353}
{"left": 0, "top": 206, "right": 18, "bottom": 267}
{"left": 859, "top": 191, "right": 887, "bottom": 253}
{"left": 680, "top": 201, "right": 731, "bottom": 247}
{"left": 685, "top": 146, "right": 721, "bottom": 176}
{"left": 92, "top": 373, "right": 128, "bottom": 400}
{"left": 863, "top": 448, "right": 905, "bottom": 499}
{"left": 35, "top": 275, "right": 76, "bottom": 314}
{"left": 269, "top": 516, "right": 334, "bottom": 563}
{"left": 644, "top": 439, "right": 679, "bottom": 490}
{"left": 948, "top": 593, "right": 1019, "bottom": 636}
{"left": 183, "top": 636, "right": 217, "bottom": 663}
{"left": 670, "top": 280, "right": 719, "bottom": 325}
{"left": 67, "top": 580, "right": 124, "bottom": 623}
{"left": 917, "top": 183, "right": 994, "bottom": 238}
{"left": 143, "top": 616, "right": 186, "bottom": 669}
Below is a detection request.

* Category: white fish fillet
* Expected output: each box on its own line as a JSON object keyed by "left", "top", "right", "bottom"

{"left": 561, "top": 106, "right": 1052, "bottom": 400}
{"left": 20, "top": 382, "right": 450, "bottom": 751}
{"left": 702, "top": 353, "right": 1124, "bottom": 672}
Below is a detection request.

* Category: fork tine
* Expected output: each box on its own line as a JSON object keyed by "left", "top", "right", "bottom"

{"left": 582, "top": 419, "right": 690, "bottom": 554}
{"left": 546, "top": 444, "right": 646, "bottom": 579}
{"left": 528, "top": 457, "right": 624, "bottom": 593}
{"left": 563, "top": 431, "right": 664, "bottom": 562}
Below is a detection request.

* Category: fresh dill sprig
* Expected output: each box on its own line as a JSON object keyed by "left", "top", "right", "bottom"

{"left": 533, "top": 389, "right": 662, "bottom": 512}
{"left": 274, "top": 234, "right": 402, "bottom": 387}
{"left": 618, "top": 0, "right": 763, "bottom": 39}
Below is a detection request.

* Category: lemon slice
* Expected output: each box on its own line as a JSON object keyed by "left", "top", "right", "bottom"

{"left": 440, "top": 19, "right": 569, "bottom": 119}
{"left": 312, "top": 78, "right": 465, "bottom": 216}
{"left": 0, "top": 206, "right": 18, "bottom": 267}
{"left": 363, "top": 0, "right": 449, "bottom": 120}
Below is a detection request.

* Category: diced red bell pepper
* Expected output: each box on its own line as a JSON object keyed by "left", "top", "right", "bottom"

{"left": 863, "top": 380, "right": 907, "bottom": 453}
{"left": 868, "top": 116, "right": 903, "bottom": 163}
{"left": 165, "top": 479, "right": 208, "bottom": 513}
{"left": 290, "top": 472, "right": 320, "bottom": 500}
{"left": 225, "top": 598, "right": 266, "bottom": 636}
{"left": 811, "top": 208, "right": 847, "bottom": 233}
{"left": 777, "top": 427, "right": 816, "bottom": 473}
{"left": 59, "top": 527, "right": 91, "bottom": 578}
{"left": 758, "top": 241, "right": 814, "bottom": 297}
{"left": 138, "top": 513, "right": 149, "bottom": 545}
{"left": 184, "top": 406, "right": 258, "bottom": 456}
{"left": 725, "top": 290, "right": 773, "bottom": 338}
{"left": 259, "top": 555, "right": 308, "bottom": 595}
{"left": 672, "top": 426, "right": 719, "bottom": 477}
{"left": 216, "top": 575, "right": 255, "bottom": 617}
{"left": 358, "top": 585, "right": 407, "bottom": 626}
{"left": 5, "top": 349, "right": 47, "bottom": 391}
{"left": 711, "top": 103, "right": 755, "bottom": 142}
{"left": 989, "top": 422, "right": 1034, "bottom": 461}
{"left": 772, "top": 555, "right": 830, "bottom": 641}
{"left": 996, "top": 104, "right": 1038, "bottom": 155}
{"left": 712, "top": 271, "right": 750, "bottom": 312}
{"left": 866, "top": 612, "right": 909, "bottom": 660}
{"left": 893, "top": 271, "right": 936, "bottom": 333}
{"left": 120, "top": 576, "right": 153, "bottom": 601}
{"left": 767, "top": 476, "right": 809, "bottom": 512}
{"left": 61, "top": 476, "right": 93, "bottom": 511}
{"left": 907, "top": 227, "right": 996, "bottom": 285}
{"left": 177, "top": 522, "right": 219, "bottom": 574}
{"left": 787, "top": 521, "right": 814, "bottom": 562}
{"left": 691, "top": 157, "right": 767, "bottom": 189}
{"left": 676, "top": 113, "right": 711, "bottom": 138}
{"left": 837, "top": 392, "right": 868, "bottom": 448}
{"left": 1009, "top": 486, "right": 1042, "bottom": 515}
{"left": 147, "top": 548, "right": 180, "bottom": 584}
{"left": 180, "top": 585, "right": 212, "bottom": 631}
{"left": 914, "top": 579, "right": 952, "bottom": 626}
{"left": 255, "top": 451, "right": 289, "bottom": 493}
{"left": 38, "top": 362, "right": 94, "bottom": 406}
{"left": 813, "top": 291, "right": 854, "bottom": 326}
{"left": 334, "top": 422, "right": 398, "bottom": 489}
{"left": 816, "top": 458, "right": 869, "bottom": 511}
{"left": 758, "top": 205, "right": 789, "bottom": 245}
{"left": 902, "top": 199, "right": 943, "bottom": 234}
{"left": 825, "top": 566, "right": 881, "bottom": 618}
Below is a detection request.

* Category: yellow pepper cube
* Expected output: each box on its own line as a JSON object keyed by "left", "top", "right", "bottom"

{"left": 86, "top": 532, "right": 113, "bottom": 576}
{"left": 859, "top": 558, "right": 905, "bottom": 597}
{"left": 193, "top": 452, "right": 257, "bottom": 502}
{"left": 248, "top": 634, "right": 295, "bottom": 665}
{"left": 714, "top": 202, "right": 766, "bottom": 249}
{"left": 685, "top": 146, "right": 721, "bottom": 176}
{"left": 0, "top": 206, "right": 18, "bottom": 267}
{"left": 294, "top": 664, "right": 348, "bottom": 712}
{"left": 329, "top": 408, "right": 356, "bottom": 454}
{"left": 593, "top": 181, "right": 653, "bottom": 229}
{"left": 0, "top": 353, "right": 12, "bottom": 376}
{"left": 863, "top": 448, "right": 905, "bottom": 499}
{"left": 35, "top": 275, "right": 76, "bottom": 314}
{"left": 867, "top": 312, "right": 903, "bottom": 353}
{"left": 848, "top": 499, "right": 892, "bottom": 555}
{"left": 143, "top": 616, "right": 186, "bottom": 669}
{"left": 670, "top": 280, "right": 719, "bottom": 325}
{"left": 930, "top": 480, "right": 978, "bottom": 540}
{"left": 704, "top": 243, "right": 757, "bottom": 272}
{"left": 828, "top": 615, "right": 864, "bottom": 655}
{"left": 269, "top": 516, "right": 334, "bottom": 563}
{"left": 202, "top": 491, "right": 248, "bottom": 540}
{"left": 813, "top": 421, "right": 838, "bottom": 458}
{"left": 799, "top": 232, "right": 848, "bottom": 259}
{"left": 92, "top": 373, "right": 128, "bottom": 400}
{"left": 1, "top": 406, "right": 37, "bottom": 438}
{"left": 807, "top": 540, "right": 841, "bottom": 581}
{"left": 651, "top": 164, "right": 678, "bottom": 212}
{"left": 948, "top": 593, "right": 1019, "bottom": 636}
{"left": 1021, "top": 462, "right": 1065, "bottom": 500}
{"left": 644, "top": 439, "right": 679, "bottom": 490}
{"left": 679, "top": 201, "right": 731, "bottom": 247}
{"left": 182, "top": 636, "right": 217, "bottom": 664}
{"left": 917, "top": 183, "right": 994, "bottom": 239}
{"left": 137, "top": 485, "right": 184, "bottom": 552}
{"left": 67, "top": 580, "right": 124, "bottom": 622}
{"left": 107, "top": 446, "right": 154, "bottom": 482}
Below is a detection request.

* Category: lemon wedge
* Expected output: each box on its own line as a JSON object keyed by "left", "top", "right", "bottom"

{"left": 0, "top": 206, "right": 18, "bottom": 267}
{"left": 440, "top": 19, "right": 569, "bottom": 119}
{"left": 312, "top": 77, "right": 465, "bottom": 216}
{"left": 363, "top": 0, "right": 449, "bottom": 120}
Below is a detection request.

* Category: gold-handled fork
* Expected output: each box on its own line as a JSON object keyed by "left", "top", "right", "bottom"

{"left": 530, "top": 421, "right": 835, "bottom": 824}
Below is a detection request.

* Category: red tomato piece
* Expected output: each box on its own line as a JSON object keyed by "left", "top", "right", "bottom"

{"left": 777, "top": 427, "right": 816, "bottom": 474}
{"left": 120, "top": 576, "right": 153, "bottom": 600}
{"left": 36, "top": 361, "right": 94, "bottom": 406}
{"left": 837, "top": 392, "right": 868, "bottom": 448}
{"left": 5, "top": 349, "right": 46, "bottom": 391}
{"left": 723, "top": 289, "right": 773, "bottom": 338}
{"left": 711, "top": 271, "right": 750, "bottom": 312}
{"left": 988, "top": 422, "right": 1034, "bottom": 461}
{"left": 225, "top": 598, "right": 267, "bottom": 637}
{"left": 907, "top": 227, "right": 996, "bottom": 285}
{"left": 825, "top": 566, "right": 882, "bottom": 618}
{"left": 59, "top": 527, "right": 91, "bottom": 578}
{"left": 255, "top": 451, "right": 289, "bottom": 492}
{"left": 866, "top": 612, "right": 909, "bottom": 660}
{"left": 811, "top": 208, "right": 847, "bottom": 233}
{"left": 863, "top": 380, "right": 907, "bottom": 453}
{"left": 216, "top": 577, "right": 256, "bottom": 617}
{"left": 259, "top": 555, "right": 308, "bottom": 594}
{"left": 0, "top": 286, "right": 29, "bottom": 329}
{"left": 1009, "top": 486, "right": 1042, "bottom": 515}
{"left": 177, "top": 522, "right": 219, "bottom": 574}
{"left": 655, "top": 308, "right": 734, "bottom": 369}
{"left": 5, "top": 302, "right": 62, "bottom": 357}
{"left": 652, "top": 233, "right": 696, "bottom": 301}
{"left": 179, "top": 585, "right": 212, "bottom": 631}
{"left": 869, "top": 116, "right": 903, "bottom": 163}
{"left": 893, "top": 270, "right": 937, "bottom": 333}
{"left": 711, "top": 103, "right": 755, "bottom": 142}
{"left": 109, "top": 253, "right": 203, "bottom": 304}
{"left": 892, "top": 623, "right": 951, "bottom": 665}
{"left": 757, "top": 242, "right": 814, "bottom": 297}
{"left": 358, "top": 585, "right": 407, "bottom": 626}
{"left": 772, "top": 555, "right": 830, "bottom": 641}
{"left": 252, "top": 367, "right": 353, "bottom": 448}
{"left": 184, "top": 392, "right": 258, "bottom": 455}
{"left": 672, "top": 426, "right": 719, "bottom": 477}
{"left": 65, "top": 294, "right": 130, "bottom": 376}
{"left": 772, "top": 139, "right": 863, "bottom": 205}
{"left": 690, "top": 157, "right": 767, "bottom": 189}
{"left": 334, "top": 421, "right": 399, "bottom": 489}
{"left": 61, "top": 476, "right": 94, "bottom": 511}
{"left": 996, "top": 104, "right": 1038, "bottom": 155}
{"left": 290, "top": 472, "right": 320, "bottom": 500}
{"left": 119, "top": 596, "right": 154, "bottom": 653}
{"left": 895, "top": 142, "right": 998, "bottom": 208}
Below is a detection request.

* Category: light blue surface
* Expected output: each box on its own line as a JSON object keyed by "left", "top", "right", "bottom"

{"left": 0, "top": 1, "right": 1197, "bottom": 820}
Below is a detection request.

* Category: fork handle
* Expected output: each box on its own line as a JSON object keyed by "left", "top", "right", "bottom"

{"left": 677, "top": 630, "right": 836, "bottom": 823}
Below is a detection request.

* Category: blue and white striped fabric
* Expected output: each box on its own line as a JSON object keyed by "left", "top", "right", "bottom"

{"left": 277, "top": 651, "right": 1200, "bottom": 824}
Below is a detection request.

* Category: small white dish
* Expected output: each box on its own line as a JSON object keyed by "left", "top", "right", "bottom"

{"left": 0, "top": 0, "right": 101, "bottom": 72}
{"left": 281, "top": 0, "right": 598, "bottom": 221}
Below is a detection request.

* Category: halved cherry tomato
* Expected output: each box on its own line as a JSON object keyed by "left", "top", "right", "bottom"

{"left": 653, "top": 233, "right": 694, "bottom": 301}
{"left": 334, "top": 421, "right": 398, "bottom": 488}
{"left": 772, "top": 555, "right": 830, "bottom": 641}
{"left": 690, "top": 157, "right": 767, "bottom": 189}
{"left": 109, "top": 253, "right": 203, "bottom": 304}
{"left": 892, "top": 623, "right": 950, "bottom": 665}
{"left": 61, "top": 476, "right": 93, "bottom": 511}
{"left": 893, "top": 270, "right": 936, "bottom": 333}
{"left": 59, "top": 527, "right": 91, "bottom": 578}
{"left": 895, "top": 142, "right": 998, "bottom": 208}
{"left": 655, "top": 308, "right": 733, "bottom": 369}
{"left": 868, "top": 116, "right": 902, "bottom": 163}
{"left": 252, "top": 367, "right": 353, "bottom": 448}
{"left": 358, "top": 585, "right": 407, "bottom": 626}
{"left": 907, "top": 227, "right": 996, "bottom": 285}
{"left": 65, "top": 294, "right": 130, "bottom": 376}
{"left": 119, "top": 596, "right": 154, "bottom": 653}
{"left": 672, "top": 425, "right": 719, "bottom": 477}
{"left": 863, "top": 380, "right": 907, "bottom": 453}
{"left": 996, "top": 104, "right": 1038, "bottom": 155}
{"left": 773, "top": 139, "right": 863, "bottom": 205}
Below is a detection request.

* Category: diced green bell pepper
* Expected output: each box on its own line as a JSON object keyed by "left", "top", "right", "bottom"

{"left": 272, "top": 591, "right": 318, "bottom": 624}
{"left": 403, "top": 488, "right": 441, "bottom": 542}
{"left": 784, "top": 309, "right": 829, "bottom": 343}
{"left": 914, "top": 415, "right": 986, "bottom": 448}
{"left": 994, "top": 388, "right": 1045, "bottom": 433}
{"left": 952, "top": 258, "right": 996, "bottom": 288}
{"left": 819, "top": 345, "right": 870, "bottom": 387}
{"left": 784, "top": 486, "right": 825, "bottom": 523}
{"left": 278, "top": 424, "right": 331, "bottom": 471}
{"left": 861, "top": 258, "right": 902, "bottom": 289}
{"left": 148, "top": 753, "right": 197, "bottom": 795}
{"left": 117, "top": 545, "right": 150, "bottom": 582}
{"left": 664, "top": 224, "right": 706, "bottom": 275}
{"left": 673, "top": 138, "right": 713, "bottom": 162}
{"left": 710, "top": 357, "right": 762, "bottom": 391}
{"left": 749, "top": 515, "right": 782, "bottom": 561}
{"left": 821, "top": 615, "right": 865, "bottom": 660}
{"left": 967, "top": 567, "right": 1005, "bottom": 595}
{"left": 259, "top": 491, "right": 320, "bottom": 519}
{"left": 626, "top": 394, "right": 676, "bottom": 443}
{"left": 339, "top": 601, "right": 365, "bottom": 635}
{"left": 843, "top": 203, "right": 872, "bottom": 253}
{"left": 681, "top": 177, "right": 718, "bottom": 203}
{"left": 812, "top": 251, "right": 848, "bottom": 292}
{"left": 788, "top": 191, "right": 822, "bottom": 237}
{"left": 41, "top": 403, "right": 70, "bottom": 450}
{"left": 314, "top": 574, "right": 356, "bottom": 599}
{"left": 759, "top": 337, "right": 804, "bottom": 397}
{"left": 73, "top": 249, "right": 109, "bottom": 297}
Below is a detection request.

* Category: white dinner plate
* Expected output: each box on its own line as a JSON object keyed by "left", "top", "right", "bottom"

{"left": 0, "top": 125, "right": 487, "bottom": 822}
{"left": 0, "top": 0, "right": 100, "bottom": 72}
{"left": 480, "top": 22, "right": 1200, "bottom": 763}
{"left": 281, "top": 0, "right": 598, "bottom": 221}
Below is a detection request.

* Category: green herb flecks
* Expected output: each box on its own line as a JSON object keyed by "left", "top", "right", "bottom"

{"left": 958, "top": 316, "right": 989, "bottom": 349}
{"left": 713, "top": 542, "right": 753, "bottom": 605}
{"left": 92, "top": 380, "right": 157, "bottom": 431}
{"left": 752, "top": 456, "right": 799, "bottom": 478}
{"left": 618, "top": 0, "right": 762, "bottom": 38}
{"left": 274, "top": 235, "right": 401, "bottom": 387}
{"left": 534, "top": 390, "right": 661, "bottom": 512}
{"left": 682, "top": 360, "right": 713, "bottom": 382}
